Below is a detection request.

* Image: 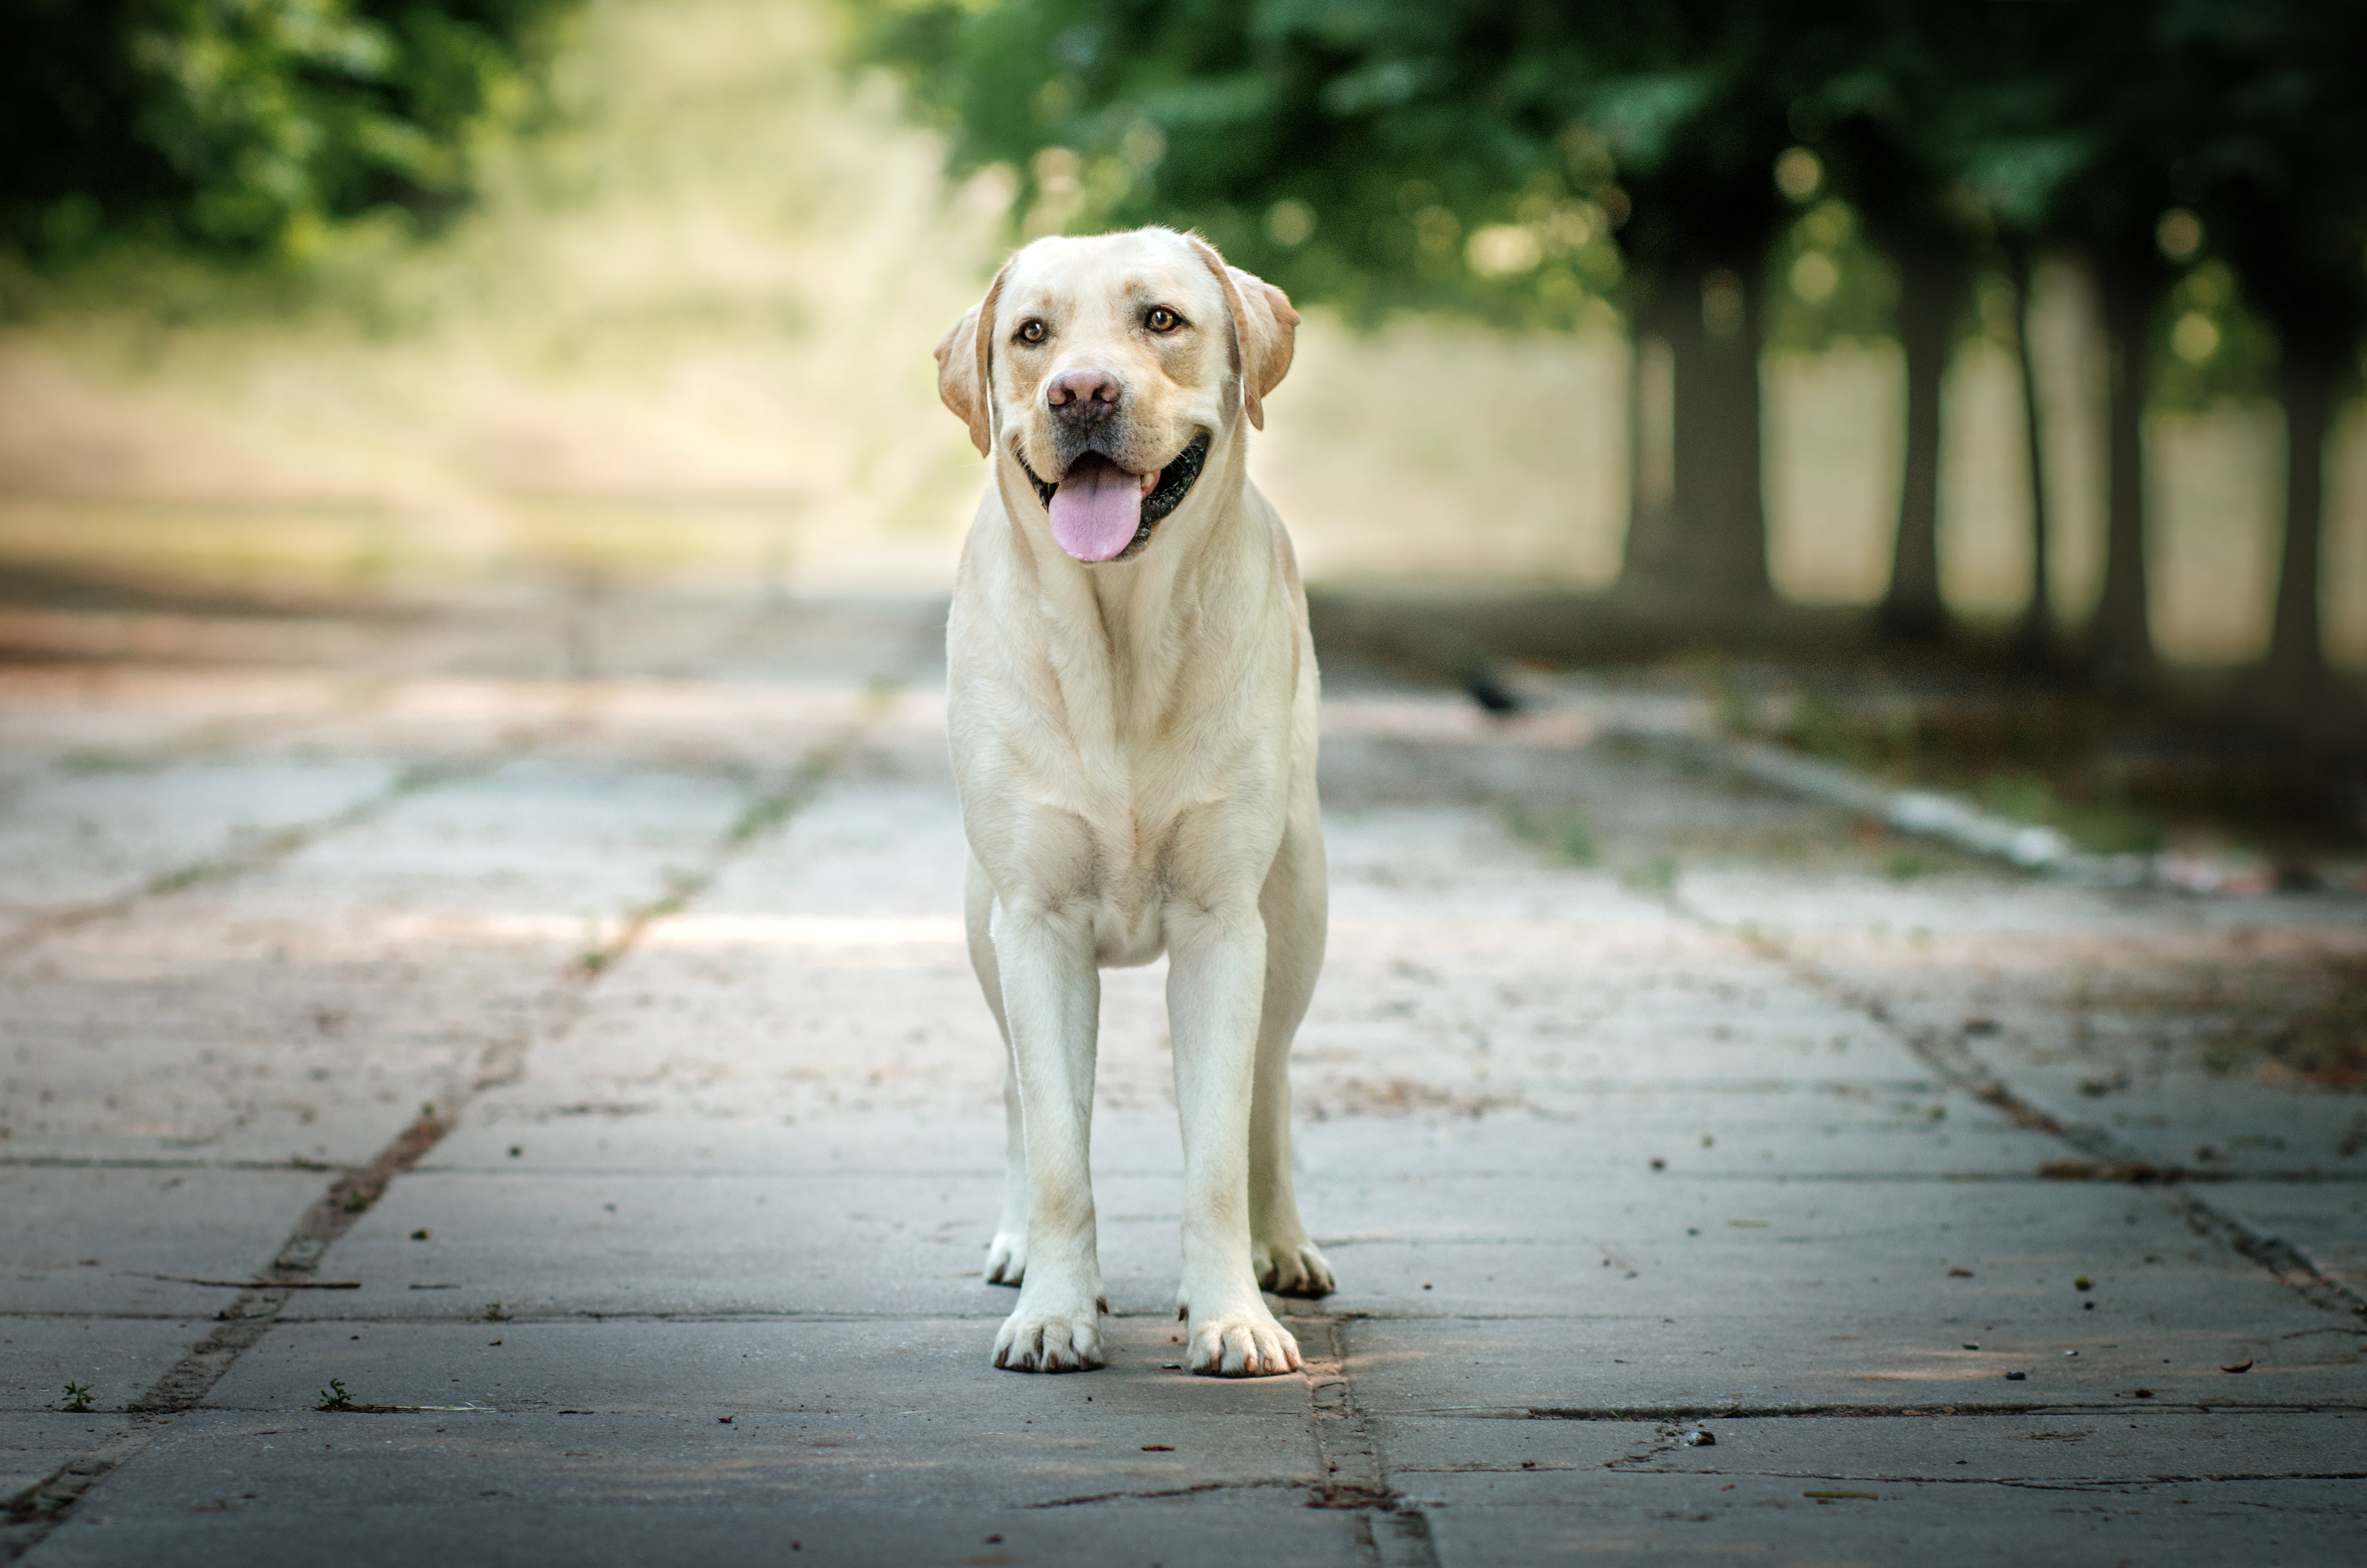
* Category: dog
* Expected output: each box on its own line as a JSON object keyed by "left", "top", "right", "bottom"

{"left": 934, "top": 226, "right": 1333, "bottom": 1377}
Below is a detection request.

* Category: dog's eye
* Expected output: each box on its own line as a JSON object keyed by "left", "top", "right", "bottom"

{"left": 1015, "top": 319, "right": 1047, "bottom": 345}
{"left": 1144, "top": 306, "right": 1182, "bottom": 334}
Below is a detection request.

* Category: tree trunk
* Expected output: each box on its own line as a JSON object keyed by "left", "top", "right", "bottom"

{"left": 2086, "top": 271, "right": 2155, "bottom": 688}
{"left": 1620, "top": 286, "right": 1682, "bottom": 588}
{"left": 1618, "top": 262, "right": 1771, "bottom": 613}
{"left": 2263, "top": 353, "right": 2332, "bottom": 698}
{"left": 1880, "top": 251, "right": 1969, "bottom": 641}
{"left": 2009, "top": 245, "right": 2055, "bottom": 663}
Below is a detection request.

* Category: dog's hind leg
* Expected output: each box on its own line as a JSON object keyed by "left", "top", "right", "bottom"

{"left": 1249, "top": 807, "right": 1335, "bottom": 1298}
{"left": 966, "top": 856, "right": 1027, "bottom": 1286}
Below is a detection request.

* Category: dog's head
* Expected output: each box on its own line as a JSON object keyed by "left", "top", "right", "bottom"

{"left": 935, "top": 227, "right": 1297, "bottom": 563}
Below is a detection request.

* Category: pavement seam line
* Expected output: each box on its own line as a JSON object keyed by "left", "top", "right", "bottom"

{"left": 1682, "top": 894, "right": 2367, "bottom": 1325}
{"left": 1299, "top": 1315, "right": 1440, "bottom": 1568}
{"left": 0, "top": 693, "right": 896, "bottom": 1560}
{"left": 0, "top": 727, "right": 558, "bottom": 964}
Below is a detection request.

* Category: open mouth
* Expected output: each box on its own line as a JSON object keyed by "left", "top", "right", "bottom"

{"left": 1021, "top": 433, "right": 1210, "bottom": 562}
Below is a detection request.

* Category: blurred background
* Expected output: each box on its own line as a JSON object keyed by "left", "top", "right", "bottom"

{"left": 2, "top": 0, "right": 2363, "bottom": 872}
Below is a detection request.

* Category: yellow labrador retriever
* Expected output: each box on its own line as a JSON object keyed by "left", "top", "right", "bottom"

{"left": 935, "top": 227, "right": 1333, "bottom": 1377}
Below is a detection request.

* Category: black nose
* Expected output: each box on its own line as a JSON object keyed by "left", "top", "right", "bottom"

{"left": 1046, "top": 368, "right": 1122, "bottom": 427}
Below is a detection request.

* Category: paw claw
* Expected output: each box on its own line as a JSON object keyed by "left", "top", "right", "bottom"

{"left": 1186, "top": 1312, "right": 1302, "bottom": 1378}
{"left": 993, "top": 1305, "right": 1104, "bottom": 1374}
{"left": 1253, "top": 1239, "right": 1336, "bottom": 1299}
{"left": 984, "top": 1231, "right": 1026, "bottom": 1287}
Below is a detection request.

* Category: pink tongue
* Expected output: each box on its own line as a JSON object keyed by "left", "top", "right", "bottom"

{"left": 1047, "top": 457, "right": 1144, "bottom": 562}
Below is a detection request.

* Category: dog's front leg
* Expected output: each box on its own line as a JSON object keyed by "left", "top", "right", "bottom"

{"left": 1168, "top": 903, "right": 1302, "bottom": 1377}
{"left": 989, "top": 902, "right": 1106, "bottom": 1372}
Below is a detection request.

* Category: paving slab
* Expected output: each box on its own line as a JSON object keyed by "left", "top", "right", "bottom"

{"left": 1295, "top": 1104, "right": 2055, "bottom": 1181}
{"left": 2210, "top": 1181, "right": 2367, "bottom": 1296}
{"left": 74, "top": 1404, "right": 1317, "bottom": 1514}
{"left": 1677, "top": 869, "right": 2367, "bottom": 1178}
{"left": 0, "top": 757, "right": 400, "bottom": 933}
{"left": 0, "top": 1320, "right": 212, "bottom": 1412}
{"left": 207, "top": 1318, "right": 1312, "bottom": 1423}
{"left": 1341, "top": 1307, "right": 2367, "bottom": 1416}
{"left": 277, "top": 1168, "right": 1215, "bottom": 1322}
{"left": 1411, "top": 1469, "right": 2366, "bottom": 1565}
{"left": 0, "top": 1166, "right": 324, "bottom": 1316}
{"left": 1373, "top": 1409, "right": 2367, "bottom": 1483}
{"left": 31, "top": 1485, "right": 1363, "bottom": 1568}
{"left": 426, "top": 1096, "right": 2049, "bottom": 1183}
{"left": 0, "top": 1415, "right": 138, "bottom": 1501}
{"left": 1, "top": 757, "right": 750, "bottom": 1165}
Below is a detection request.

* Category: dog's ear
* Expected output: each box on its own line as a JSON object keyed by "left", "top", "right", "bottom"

{"left": 1186, "top": 236, "right": 1299, "bottom": 430}
{"left": 935, "top": 263, "right": 1010, "bottom": 457}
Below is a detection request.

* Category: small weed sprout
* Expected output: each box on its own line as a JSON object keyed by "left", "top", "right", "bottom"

{"left": 318, "top": 1378, "right": 353, "bottom": 1411}
{"left": 62, "top": 1381, "right": 94, "bottom": 1412}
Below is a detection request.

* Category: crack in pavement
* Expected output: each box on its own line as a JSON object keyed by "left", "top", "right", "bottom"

{"left": 1604, "top": 1422, "right": 1693, "bottom": 1470}
{"left": 0, "top": 684, "right": 905, "bottom": 1562}
{"left": 1680, "top": 895, "right": 2367, "bottom": 1324}
{"left": 1020, "top": 1478, "right": 1307, "bottom": 1509}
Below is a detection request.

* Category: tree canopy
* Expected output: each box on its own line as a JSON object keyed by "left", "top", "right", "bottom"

{"left": 3, "top": 0, "right": 572, "bottom": 262}
{"left": 861, "top": 0, "right": 2367, "bottom": 372}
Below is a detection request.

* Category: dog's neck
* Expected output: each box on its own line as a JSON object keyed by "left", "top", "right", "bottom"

{"left": 990, "top": 421, "right": 1283, "bottom": 744}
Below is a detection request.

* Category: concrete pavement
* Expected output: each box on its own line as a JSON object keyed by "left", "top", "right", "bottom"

{"left": 3, "top": 597, "right": 2364, "bottom": 1565}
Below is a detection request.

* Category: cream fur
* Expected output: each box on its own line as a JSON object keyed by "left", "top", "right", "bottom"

{"left": 937, "top": 227, "right": 1331, "bottom": 1377}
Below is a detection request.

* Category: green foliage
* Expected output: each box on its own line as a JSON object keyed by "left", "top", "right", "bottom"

{"left": 2, "top": 0, "right": 574, "bottom": 264}
{"left": 2151, "top": 259, "right": 2279, "bottom": 412}
{"left": 1763, "top": 196, "right": 1898, "bottom": 352}
{"left": 855, "top": 0, "right": 1766, "bottom": 328}
{"left": 858, "top": 0, "right": 2367, "bottom": 378}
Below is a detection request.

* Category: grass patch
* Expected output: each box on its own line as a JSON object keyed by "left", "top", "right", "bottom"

{"left": 1765, "top": 691, "right": 2174, "bottom": 855}
{"left": 1504, "top": 802, "right": 1599, "bottom": 866}
{"left": 1972, "top": 774, "right": 2166, "bottom": 856}
{"left": 1881, "top": 848, "right": 1950, "bottom": 881}
{"left": 1619, "top": 854, "right": 1679, "bottom": 893}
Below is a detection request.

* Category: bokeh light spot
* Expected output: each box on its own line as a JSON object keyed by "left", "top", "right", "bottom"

{"left": 1789, "top": 251, "right": 1839, "bottom": 304}
{"left": 2170, "top": 311, "right": 2220, "bottom": 365}
{"left": 1775, "top": 147, "right": 1823, "bottom": 202}
{"left": 1467, "top": 224, "right": 1542, "bottom": 278}
{"left": 2156, "top": 208, "right": 2203, "bottom": 263}
{"left": 1265, "top": 199, "right": 1314, "bottom": 247}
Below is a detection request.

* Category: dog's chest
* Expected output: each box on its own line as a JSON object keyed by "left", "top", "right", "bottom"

{"left": 1064, "top": 746, "right": 1270, "bottom": 966}
{"left": 957, "top": 679, "right": 1287, "bottom": 959}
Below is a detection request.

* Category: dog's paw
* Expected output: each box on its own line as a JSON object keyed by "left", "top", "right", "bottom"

{"left": 993, "top": 1304, "right": 1104, "bottom": 1373}
{"left": 1186, "top": 1311, "right": 1302, "bottom": 1378}
{"left": 1254, "top": 1238, "right": 1336, "bottom": 1298}
{"left": 984, "top": 1231, "right": 1026, "bottom": 1286}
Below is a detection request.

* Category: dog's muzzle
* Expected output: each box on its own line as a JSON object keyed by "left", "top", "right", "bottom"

{"left": 1022, "top": 432, "right": 1211, "bottom": 562}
